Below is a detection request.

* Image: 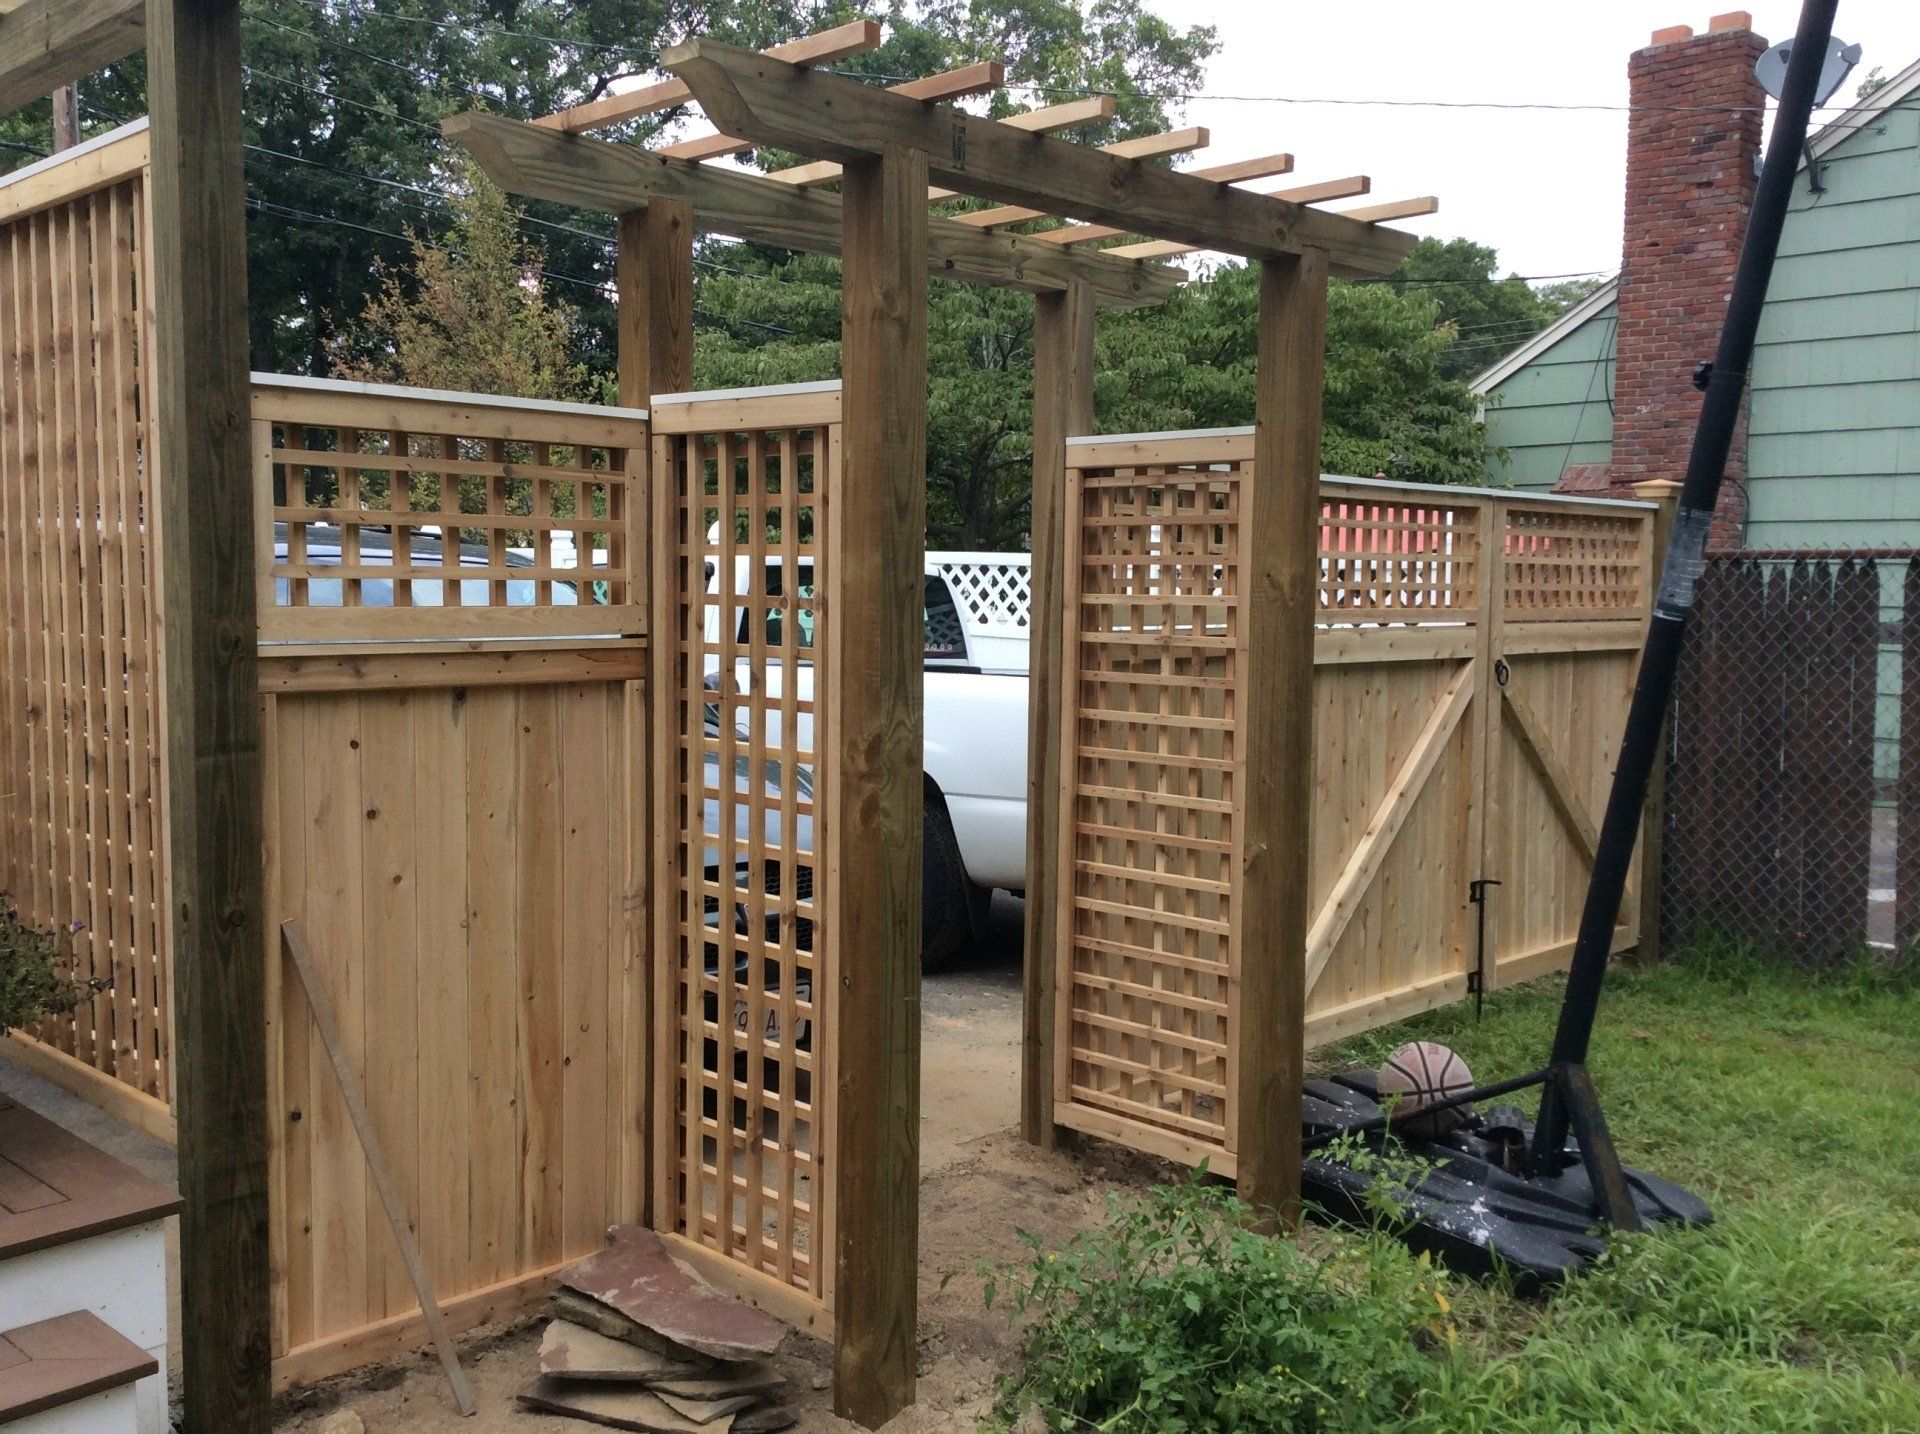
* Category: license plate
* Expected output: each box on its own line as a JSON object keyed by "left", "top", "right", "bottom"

{"left": 733, "top": 975, "right": 812, "bottom": 1043}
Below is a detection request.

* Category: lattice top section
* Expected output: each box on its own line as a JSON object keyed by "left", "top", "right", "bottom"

{"left": 1321, "top": 488, "right": 1479, "bottom": 618}
{"left": 1503, "top": 505, "right": 1648, "bottom": 616}
{"left": 252, "top": 380, "right": 648, "bottom": 643}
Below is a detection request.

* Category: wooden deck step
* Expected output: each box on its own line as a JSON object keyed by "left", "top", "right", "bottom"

{"left": 0, "top": 1096, "right": 181, "bottom": 1262}
{"left": 0, "top": 1310, "right": 154, "bottom": 1425}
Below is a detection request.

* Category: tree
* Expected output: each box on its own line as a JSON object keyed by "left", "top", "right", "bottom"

{"left": 329, "top": 162, "right": 589, "bottom": 400}
{"left": 1097, "top": 262, "right": 1491, "bottom": 486}
{"left": 1387, "top": 236, "right": 1560, "bottom": 382}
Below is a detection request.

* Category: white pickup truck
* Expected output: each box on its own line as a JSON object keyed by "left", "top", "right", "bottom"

{"left": 706, "top": 552, "right": 1031, "bottom": 966}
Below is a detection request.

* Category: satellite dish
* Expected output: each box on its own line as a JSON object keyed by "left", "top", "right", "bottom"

{"left": 1754, "top": 37, "right": 1863, "bottom": 105}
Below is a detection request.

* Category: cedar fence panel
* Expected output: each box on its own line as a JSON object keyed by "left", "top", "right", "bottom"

{"left": 649, "top": 386, "right": 840, "bottom": 1333}
{"left": 0, "top": 125, "right": 172, "bottom": 1133}
{"left": 263, "top": 677, "right": 647, "bottom": 1390}
{"left": 1051, "top": 429, "right": 1656, "bottom": 1177}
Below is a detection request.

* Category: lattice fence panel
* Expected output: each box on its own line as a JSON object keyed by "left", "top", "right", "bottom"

{"left": 931, "top": 552, "right": 1032, "bottom": 631}
{"left": 1055, "top": 456, "right": 1244, "bottom": 1164}
{"left": 255, "top": 386, "right": 648, "bottom": 642}
{"left": 1320, "top": 485, "right": 1482, "bottom": 620}
{"left": 1503, "top": 504, "right": 1649, "bottom": 617}
{"left": 654, "top": 401, "right": 837, "bottom": 1322}
{"left": 0, "top": 166, "right": 171, "bottom": 1105}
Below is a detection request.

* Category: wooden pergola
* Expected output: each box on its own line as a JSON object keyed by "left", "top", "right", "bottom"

{"left": 0, "top": 9, "right": 1434, "bottom": 1429}
{"left": 448, "top": 28, "right": 1434, "bottom": 1427}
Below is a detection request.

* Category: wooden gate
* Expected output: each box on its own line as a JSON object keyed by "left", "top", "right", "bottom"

{"left": 0, "top": 123, "right": 172, "bottom": 1133}
{"left": 650, "top": 384, "right": 841, "bottom": 1330}
{"left": 1478, "top": 502, "right": 1652, "bottom": 987}
{"left": 1052, "top": 429, "right": 1655, "bottom": 1175}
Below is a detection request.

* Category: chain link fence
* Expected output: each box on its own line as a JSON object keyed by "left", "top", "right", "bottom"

{"left": 1661, "top": 550, "right": 1918, "bottom": 966}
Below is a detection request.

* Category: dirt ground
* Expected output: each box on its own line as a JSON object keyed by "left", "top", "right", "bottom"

{"left": 271, "top": 894, "right": 1176, "bottom": 1433}
{"left": 0, "top": 895, "right": 1179, "bottom": 1433}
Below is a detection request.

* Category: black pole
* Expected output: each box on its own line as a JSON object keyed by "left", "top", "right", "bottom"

{"left": 1531, "top": 0, "right": 1841, "bottom": 1173}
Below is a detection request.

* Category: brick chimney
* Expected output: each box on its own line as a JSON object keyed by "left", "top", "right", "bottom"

{"left": 1611, "top": 11, "right": 1767, "bottom": 549}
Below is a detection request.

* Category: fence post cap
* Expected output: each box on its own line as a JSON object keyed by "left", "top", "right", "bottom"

{"left": 1631, "top": 478, "right": 1683, "bottom": 503}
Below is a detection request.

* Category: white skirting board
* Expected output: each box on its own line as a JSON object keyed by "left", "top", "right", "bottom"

{"left": 0, "top": 1222, "right": 169, "bottom": 1434}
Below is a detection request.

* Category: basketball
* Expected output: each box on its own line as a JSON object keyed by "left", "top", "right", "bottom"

{"left": 1377, "top": 1041, "right": 1474, "bottom": 1136}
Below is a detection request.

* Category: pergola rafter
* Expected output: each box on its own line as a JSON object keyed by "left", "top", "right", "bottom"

{"left": 659, "top": 36, "right": 1420, "bottom": 274}
{"left": 443, "top": 110, "right": 1185, "bottom": 307}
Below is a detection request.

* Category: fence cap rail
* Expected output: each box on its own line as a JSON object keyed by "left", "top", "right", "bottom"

{"left": 0, "top": 116, "right": 148, "bottom": 195}
{"left": 250, "top": 372, "right": 650, "bottom": 424}
{"left": 1066, "top": 428, "right": 1654, "bottom": 511}
{"left": 649, "top": 378, "right": 842, "bottom": 407}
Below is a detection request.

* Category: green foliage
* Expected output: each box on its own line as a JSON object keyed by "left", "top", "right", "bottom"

{"left": 0, "top": 899, "right": 89, "bottom": 1037}
{"left": 1099, "top": 262, "right": 1493, "bottom": 485}
{"left": 328, "top": 161, "right": 590, "bottom": 401}
{"left": 993, "top": 955, "right": 1920, "bottom": 1431}
{"left": 984, "top": 1175, "right": 1449, "bottom": 1431}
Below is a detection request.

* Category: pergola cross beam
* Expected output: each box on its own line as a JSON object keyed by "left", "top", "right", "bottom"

{"left": 0, "top": 0, "right": 144, "bottom": 115}
{"left": 443, "top": 111, "right": 1183, "bottom": 308}
{"left": 660, "top": 36, "right": 1416, "bottom": 274}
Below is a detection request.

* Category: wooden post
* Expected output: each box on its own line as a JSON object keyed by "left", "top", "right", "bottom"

{"left": 617, "top": 197, "right": 691, "bottom": 1231}
{"left": 1631, "top": 478, "right": 1681, "bottom": 962}
{"left": 616, "top": 199, "right": 694, "bottom": 406}
{"left": 1235, "top": 252, "right": 1327, "bottom": 1231}
{"left": 51, "top": 85, "right": 79, "bottom": 151}
{"left": 147, "top": 0, "right": 270, "bottom": 1429}
{"left": 1021, "top": 280, "right": 1094, "bottom": 1148}
{"left": 833, "top": 143, "right": 927, "bottom": 1428}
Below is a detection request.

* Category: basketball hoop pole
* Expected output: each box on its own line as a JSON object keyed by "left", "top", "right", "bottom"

{"left": 1526, "top": 0, "right": 1841, "bottom": 1198}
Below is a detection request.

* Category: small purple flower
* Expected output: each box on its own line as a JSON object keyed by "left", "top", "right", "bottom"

{"left": 70, "top": 920, "right": 86, "bottom": 933}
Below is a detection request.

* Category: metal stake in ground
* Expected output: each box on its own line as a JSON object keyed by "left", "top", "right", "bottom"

{"left": 1529, "top": 0, "right": 1847, "bottom": 1185}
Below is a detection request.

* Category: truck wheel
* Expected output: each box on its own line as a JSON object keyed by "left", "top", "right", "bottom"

{"left": 923, "top": 795, "right": 986, "bottom": 971}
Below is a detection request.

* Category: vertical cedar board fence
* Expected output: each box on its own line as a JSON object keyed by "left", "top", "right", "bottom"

{"left": 252, "top": 375, "right": 651, "bottom": 1387}
{"left": 1054, "top": 429, "right": 1654, "bottom": 1173}
{"left": 0, "top": 123, "right": 174, "bottom": 1139}
{"left": 649, "top": 384, "right": 841, "bottom": 1334}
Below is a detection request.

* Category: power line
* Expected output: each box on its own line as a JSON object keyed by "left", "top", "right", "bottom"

{"left": 248, "top": 13, "right": 514, "bottom": 110}
{"left": 268, "top": 0, "right": 660, "bottom": 67}
{"left": 243, "top": 64, "right": 445, "bottom": 135}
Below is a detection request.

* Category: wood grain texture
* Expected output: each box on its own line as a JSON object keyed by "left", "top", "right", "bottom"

{"left": 1234, "top": 254, "right": 1326, "bottom": 1229}
{"left": 443, "top": 111, "right": 1179, "bottom": 310}
{"left": 147, "top": 1, "right": 271, "bottom": 1428}
{"left": 832, "top": 147, "right": 928, "bottom": 1429}
{"left": 0, "top": 0, "right": 144, "bottom": 117}
{"left": 617, "top": 202, "right": 693, "bottom": 408}
{"left": 1020, "top": 282, "right": 1094, "bottom": 1149}
{"left": 660, "top": 38, "right": 1416, "bottom": 275}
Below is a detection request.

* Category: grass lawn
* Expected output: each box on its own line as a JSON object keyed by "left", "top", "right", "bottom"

{"left": 993, "top": 948, "right": 1920, "bottom": 1431}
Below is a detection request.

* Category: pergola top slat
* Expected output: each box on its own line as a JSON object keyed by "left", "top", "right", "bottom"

{"left": 1033, "top": 153, "right": 1297, "bottom": 246}
{"left": 443, "top": 111, "right": 1183, "bottom": 309}
{"left": 1334, "top": 195, "right": 1440, "bottom": 223}
{"left": 531, "top": 18, "right": 881, "bottom": 134}
{"left": 660, "top": 37, "right": 1415, "bottom": 274}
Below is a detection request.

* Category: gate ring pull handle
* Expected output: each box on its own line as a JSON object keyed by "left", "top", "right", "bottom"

{"left": 1494, "top": 658, "right": 1510, "bottom": 687}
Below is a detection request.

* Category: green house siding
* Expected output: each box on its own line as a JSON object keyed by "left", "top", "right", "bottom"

{"left": 1479, "top": 300, "right": 1617, "bottom": 490}
{"left": 1748, "top": 100, "right": 1920, "bottom": 548}
{"left": 1473, "top": 82, "right": 1920, "bottom": 540}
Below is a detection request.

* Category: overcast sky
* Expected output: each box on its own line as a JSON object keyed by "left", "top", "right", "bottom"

{"left": 1148, "top": 2, "right": 1920, "bottom": 282}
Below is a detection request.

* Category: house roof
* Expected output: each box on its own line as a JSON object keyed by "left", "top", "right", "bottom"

{"left": 1468, "top": 275, "right": 1618, "bottom": 393}
{"left": 1468, "top": 53, "right": 1920, "bottom": 395}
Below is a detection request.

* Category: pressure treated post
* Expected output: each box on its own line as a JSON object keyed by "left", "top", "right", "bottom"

{"left": 1021, "top": 280, "right": 1095, "bottom": 1148}
{"left": 617, "top": 197, "right": 691, "bottom": 1228}
{"left": 1632, "top": 478, "right": 1682, "bottom": 962}
{"left": 148, "top": 0, "right": 270, "bottom": 1428}
{"left": 1237, "top": 252, "right": 1327, "bottom": 1231}
{"left": 834, "top": 143, "right": 928, "bottom": 1427}
{"left": 616, "top": 200, "right": 694, "bottom": 405}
